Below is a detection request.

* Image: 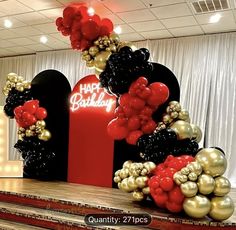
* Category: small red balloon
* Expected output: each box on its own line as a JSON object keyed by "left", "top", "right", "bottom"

{"left": 35, "top": 107, "right": 47, "bottom": 120}
{"left": 14, "top": 106, "right": 23, "bottom": 118}
{"left": 81, "top": 20, "right": 100, "bottom": 41}
{"left": 55, "top": 17, "right": 63, "bottom": 27}
{"left": 119, "top": 93, "right": 131, "bottom": 107}
{"left": 141, "top": 120, "right": 156, "bottom": 134}
{"left": 107, "top": 119, "right": 128, "bottom": 140}
{"left": 126, "top": 130, "right": 143, "bottom": 145}
{"left": 23, "top": 100, "right": 39, "bottom": 114}
{"left": 127, "top": 116, "right": 141, "bottom": 131}
{"left": 129, "top": 97, "right": 145, "bottom": 110}
{"left": 159, "top": 177, "right": 174, "bottom": 192}
{"left": 101, "top": 18, "right": 113, "bottom": 33}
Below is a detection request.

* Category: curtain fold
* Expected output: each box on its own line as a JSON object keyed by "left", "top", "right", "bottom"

{"left": 0, "top": 32, "right": 235, "bottom": 186}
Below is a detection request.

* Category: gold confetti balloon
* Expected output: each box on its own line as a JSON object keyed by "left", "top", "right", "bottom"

{"left": 191, "top": 124, "right": 202, "bottom": 143}
{"left": 180, "top": 181, "right": 198, "bottom": 197}
{"left": 214, "top": 176, "right": 231, "bottom": 196}
{"left": 195, "top": 148, "right": 227, "bottom": 177}
{"left": 183, "top": 195, "right": 211, "bottom": 218}
{"left": 209, "top": 196, "right": 234, "bottom": 221}
{"left": 170, "top": 120, "right": 193, "bottom": 140}
{"left": 197, "top": 174, "right": 215, "bottom": 195}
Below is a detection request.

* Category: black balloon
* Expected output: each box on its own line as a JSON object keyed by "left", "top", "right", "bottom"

{"left": 14, "top": 137, "right": 56, "bottom": 180}
{"left": 137, "top": 129, "right": 199, "bottom": 164}
{"left": 4, "top": 88, "right": 33, "bottom": 118}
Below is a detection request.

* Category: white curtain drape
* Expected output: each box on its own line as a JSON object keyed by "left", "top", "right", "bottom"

{"left": 0, "top": 32, "right": 235, "bottom": 186}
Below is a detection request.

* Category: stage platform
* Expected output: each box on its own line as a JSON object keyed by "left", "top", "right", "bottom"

{"left": 0, "top": 179, "right": 235, "bottom": 230}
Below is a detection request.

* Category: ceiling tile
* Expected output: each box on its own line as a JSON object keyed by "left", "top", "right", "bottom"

{"left": 56, "top": 0, "right": 84, "bottom": 5}
{"left": 119, "top": 32, "right": 144, "bottom": 41}
{"left": 106, "top": 14, "right": 124, "bottom": 25}
{"left": 102, "top": 0, "right": 146, "bottom": 13}
{"left": 6, "top": 46, "right": 34, "bottom": 54}
{"left": 161, "top": 16, "right": 197, "bottom": 29}
{"left": 0, "top": 48, "right": 16, "bottom": 56}
{"left": 0, "top": 18, "right": 26, "bottom": 28}
{"left": 50, "top": 33, "right": 71, "bottom": 44}
{"left": 39, "top": 8, "right": 63, "bottom": 20}
{"left": 195, "top": 10, "right": 235, "bottom": 25}
{"left": 33, "top": 23, "right": 58, "bottom": 33}
{"left": 46, "top": 40, "right": 70, "bottom": 49}
{"left": 24, "top": 44, "right": 51, "bottom": 52}
{"left": 13, "top": 12, "right": 51, "bottom": 25}
{"left": 202, "top": 21, "right": 236, "bottom": 33}
{"left": 17, "top": 0, "right": 63, "bottom": 11}
{"left": 117, "top": 9, "right": 156, "bottom": 23}
{"left": 7, "top": 37, "right": 36, "bottom": 46}
{"left": 140, "top": 30, "right": 173, "bottom": 39}
{"left": 0, "top": 40, "right": 17, "bottom": 48}
{"left": 141, "top": 0, "right": 186, "bottom": 7}
{"left": 0, "top": 30, "right": 20, "bottom": 39}
{"left": 130, "top": 20, "right": 165, "bottom": 32}
{"left": 119, "top": 24, "right": 135, "bottom": 33}
{"left": 10, "top": 26, "right": 42, "bottom": 36}
{"left": 92, "top": 2, "right": 112, "bottom": 16}
{"left": 151, "top": 3, "right": 192, "bottom": 19}
{"left": 169, "top": 26, "right": 204, "bottom": 37}
{"left": 0, "top": 0, "right": 33, "bottom": 15}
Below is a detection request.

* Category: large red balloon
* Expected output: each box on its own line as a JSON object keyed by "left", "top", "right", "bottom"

{"left": 23, "top": 100, "right": 39, "bottom": 114}
{"left": 35, "top": 107, "right": 47, "bottom": 120}
{"left": 107, "top": 119, "right": 128, "bottom": 140}
{"left": 126, "top": 130, "right": 143, "bottom": 145}
{"left": 81, "top": 20, "right": 100, "bottom": 41}
{"left": 101, "top": 18, "right": 113, "bottom": 33}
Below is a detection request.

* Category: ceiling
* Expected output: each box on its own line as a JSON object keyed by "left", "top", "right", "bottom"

{"left": 0, "top": 0, "right": 236, "bottom": 57}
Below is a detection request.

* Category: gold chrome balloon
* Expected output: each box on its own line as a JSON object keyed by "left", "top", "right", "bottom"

{"left": 191, "top": 124, "right": 202, "bottom": 143}
{"left": 25, "top": 129, "right": 34, "bottom": 137}
{"left": 183, "top": 195, "right": 211, "bottom": 218}
{"left": 127, "top": 176, "right": 138, "bottom": 190}
{"left": 188, "top": 172, "right": 198, "bottom": 181}
{"left": 38, "top": 129, "right": 51, "bottom": 141}
{"left": 180, "top": 167, "right": 190, "bottom": 175}
{"left": 178, "top": 110, "right": 190, "bottom": 121}
{"left": 119, "top": 168, "right": 129, "bottom": 179}
{"left": 89, "top": 46, "right": 99, "bottom": 57}
{"left": 132, "top": 191, "right": 144, "bottom": 201}
{"left": 187, "top": 161, "right": 202, "bottom": 176}
{"left": 209, "top": 196, "right": 234, "bottom": 221}
{"left": 143, "top": 161, "right": 156, "bottom": 173}
{"left": 196, "top": 148, "right": 227, "bottom": 177}
{"left": 170, "top": 120, "right": 193, "bottom": 140}
{"left": 173, "top": 172, "right": 188, "bottom": 185}
{"left": 123, "top": 160, "right": 132, "bottom": 169}
{"left": 94, "top": 51, "right": 111, "bottom": 72}
{"left": 109, "top": 33, "right": 120, "bottom": 44}
{"left": 142, "top": 187, "right": 150, "bottom": 195}
{"left": 114, "top": 176, "right": 121, "bottom": 183}
{"left": 181, "top": 181, "right": 198, "bottom": 197}
{"left": 114, "top": 170, "right": 121, "bottom": 177}
{"left": 197, "top": 174, "right": 215, "bottom": 195}
{"left": 214, "top": 176, "right": 231, "bottom": 196}
{"left": 120, "top": 178, "right": 132, "bottom": 192}
{"left": 163, "top": 114, "right": 172, "bottom": 124}
{"left": 136, "top": 176, "right": 148, "bottom": 188}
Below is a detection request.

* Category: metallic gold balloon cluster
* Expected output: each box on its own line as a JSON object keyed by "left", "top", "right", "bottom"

{"left": 18, "top": 120, "right": 51, "bottom": 141}
{"left": 82, "top": 33, "right": 120, "bottom": 73}
{"left": 174, "top": 148, "right": 234, "bottom": 220}
{"left": 155, "top": 101, "right": 202, "bottom": 143}
{"left": 114, "top": 161, "right": 156, "bottom": 201}
{"left": 2, "top": 73, "right": 31, "bottom": 96}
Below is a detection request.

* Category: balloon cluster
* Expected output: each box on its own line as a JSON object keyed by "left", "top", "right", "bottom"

{"left": 137, "top": 129, "right": 199, "bottom": 164}
{"left": 56, "top": 4, "right": 113, "bottom": 51}
{"left": 14, "top": 137, "right": 56, "bottom": 179}
{"left": 99, "top": 47, "right": 153, "bottom": 95}
{"left": 14, "top": 100, "right": 51, "bottom": 141}
{"left": 180, "top": 148, "right": 234, "bottom": 220}
{"left": 148, "top": 155, "right": 194, "bottom": 212}
{"left": 113, "top": 161, "right": 156, "bottom": 201}
{"left": 82, "top": 33, "right": 120, "bottom": 71}
{"left": 107, "top": 77, "right": 169, "bottom": 145}
{"left": 3, "top": 73, "right": 32, "bottom": 118}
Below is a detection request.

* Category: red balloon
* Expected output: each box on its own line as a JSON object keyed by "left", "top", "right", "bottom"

{"left": 137, "top": 76, "right": 148, "bottom": 86}
{"left": 23, "top": 100, "right": 39, "bottom": 114}
{"left": 99, "top": 25, "right": 109, "bottom": 36}
{"left": 116, "top": 117, "right": 128, "bottom": 126}
{"left": 81, "top": 20, "right": 100, "bottom": 41}
{"left": 107, "top": 119, "right": 128, "bottom": 140}
{"left": 147, "top": 82, "right": 169, "bottom": 107}
{"left": 63, "top": 6, "right": 76, "bottom": 19}
{"left": 55, "top": 17, "right": 63, "bottom": 27}
{"left": 22, "top": 111, "right": 31, "bottom": 121}
{"left": 35, "top": 107, "right": 47, "bottom": 120}
{"left": 140, "top": 106, "right": 153, "bottom": 116}
{"left": 122, "top": 104, "right": 137, "bottom": 118}
{"left": 168, "top": 186, "right": 185, "bottom": 204}
{"left": 126, "top": 130, "right": 143, "bottom": 145}
{"left": 14, "top": 106, "right": 23, "bottom": 118}
{"left": 101, "top": 18, "right": 113, "bottom": 33}
{"left": 80, "top": 38, "right": 91, "bottom": 51}
{"left": 159, "top": 177, "right": 174, "bottom": 192}
{"left": 114, "top": 106, "right": 124, "bottom": 117}
{"left": 118, "top": 93, "right": 131, "bottom": 107}
{"left": 141, "top": 120, "right": 156, "bottom": 134}
{"left": 79, "top": 5, "right": 89, "bottom": 18}
{"left": 127, "top": 116, "right": 141, "bottom": 131}
{"left": 166, "top": 201, "right": 182, "bottom": 213}
{"left": 89, "top": 14, "right": 101, "bottom": 26}
{"left": 139, "top": 87, "right": 151, "bottom": 99}
{"left": 27, "top": 114, "right": 37, "bottom": 126}
{"left": 129, "top": 97, "right": 145, "bottom": 110}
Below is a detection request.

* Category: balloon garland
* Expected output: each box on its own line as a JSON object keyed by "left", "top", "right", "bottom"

{"left": 55, "top": 2, "right": 234, "bottom": 221}
{"left": 2, "top": 73, "right": 55, "bottom": 179}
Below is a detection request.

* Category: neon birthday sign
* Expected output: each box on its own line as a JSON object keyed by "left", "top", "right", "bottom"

{"left": 70, "top": 82, "right": 115, "bottom": 112}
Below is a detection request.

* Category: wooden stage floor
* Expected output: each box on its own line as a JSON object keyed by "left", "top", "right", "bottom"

{"left": 0, "top": 178, "right": 235, "bottom": 229}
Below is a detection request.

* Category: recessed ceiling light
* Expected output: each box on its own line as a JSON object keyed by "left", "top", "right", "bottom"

{"left": 114, "top": 26, "right": 122, "bottom": 34}
{"left": 209, "top": 13, "right": 222, "bottom": 23}
{"left": 87, "top": 7, "right": 95, "bottom": 16}
{"left": 40, "top": 35, "right": 48, "bottom": 44}
{"left": 4, "top": 19, "right": 12, "bottom": 28}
